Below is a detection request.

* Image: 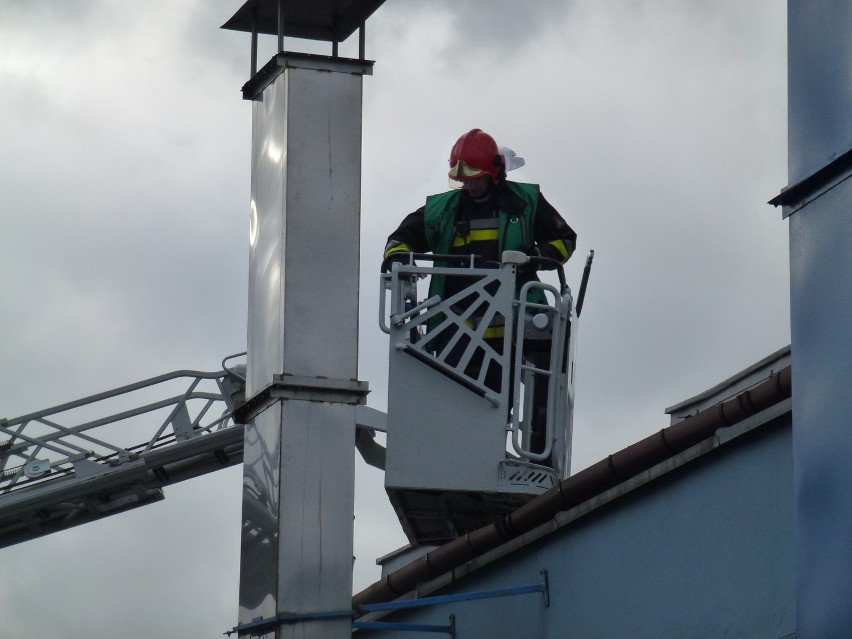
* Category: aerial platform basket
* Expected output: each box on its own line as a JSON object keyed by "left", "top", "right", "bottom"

{"left": 379, "top": 251, "right": 578, "bottom": 545}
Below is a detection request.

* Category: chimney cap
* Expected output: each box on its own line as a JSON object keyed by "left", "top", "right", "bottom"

{"left": 222, "top": 0, "right": 387, "bottom": 43}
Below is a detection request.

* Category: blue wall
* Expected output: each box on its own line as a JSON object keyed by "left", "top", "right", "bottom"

{"left": 787, "top": 2, "right": 852, "bottom": 182}
{"left": 787, "top": 2, "right": 852, "bottom": 636}
{"left": 366, "top": 418, "right": 794, "bottom": 638}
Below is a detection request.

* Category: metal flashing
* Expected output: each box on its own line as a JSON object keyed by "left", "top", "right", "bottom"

{"left": 665, "top": 345, "right": 791, "bottom": 420}
{"left": 769, "top": 145, "right": 852, "bottom": 216}
{"left": 234, "top": 373, "right": 368, "bottom": 423}
{"left": 240, "top": 51, "right": 374, "bottom": 101}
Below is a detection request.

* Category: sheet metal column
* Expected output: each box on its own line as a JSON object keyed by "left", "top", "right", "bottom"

{"left": 783, "top": 2, "right": 852, "bottom": 636}
{"left": 238, "top": 54, "right": 372, "bottom": 639}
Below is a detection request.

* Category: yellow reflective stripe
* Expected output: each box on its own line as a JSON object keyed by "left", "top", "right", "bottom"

{"left": 481, "top": 325, "right": 505, "bottom": 339}
{"left": 452, "top": 229, "right": 499, "bottom": 247}
{"left": 464, "top": 319, "right": 505, "bottom": 339}
{"left": 548, "top": 238, "right": 571, "bottom": 262}
{"left": 383, "top": 243, "right": 412, "bottom": 259}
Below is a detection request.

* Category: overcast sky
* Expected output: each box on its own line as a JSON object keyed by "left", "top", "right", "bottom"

{"left": 0, "top": 1, "right": 789, "bottom": 637}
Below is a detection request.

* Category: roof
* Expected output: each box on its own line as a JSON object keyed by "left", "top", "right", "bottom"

{"left": 353, "top": 362, "right": 792, "bottom": 611}
{"left": 665, "top": 345, "right": 791, "bottom": 422}
{"left": 221, "top": 0, "right": 387, "bottom": 42}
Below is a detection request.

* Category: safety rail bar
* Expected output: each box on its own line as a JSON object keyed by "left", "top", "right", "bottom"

{"left": 0, "top": 356, "right": 246, "bottom": 497}
{"left": 510, "top": 279, "right": 572, "bottom": 462}
{"left": 380, "top": 257, "right": 517, "bottom": 411}
{"left": 379, "top": 251, "right": 568, "bottom": 327}
{"left": 380, "top": 251, "right": 500, "bottom": 274}
{"left": 380, "top": 251, "right": 573, "bottom": 470}
{"left": 379, "top": 253, "right": 492, "bottom": 336}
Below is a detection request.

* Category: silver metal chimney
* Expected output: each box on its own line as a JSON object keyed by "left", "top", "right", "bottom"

{"left": 223, "top": 2, "right": 383, "bottom": 637}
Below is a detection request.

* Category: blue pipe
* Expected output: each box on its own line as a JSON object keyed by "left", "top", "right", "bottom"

{"left": 360, "top": 581, "right": 545, "bottom": 612}
{"left": 227, "top": 609, "right": 353, "bottom": 635}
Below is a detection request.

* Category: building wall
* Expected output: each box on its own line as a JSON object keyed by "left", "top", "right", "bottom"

{"left": 787, "top": 2, "right": 852, "bottom": 183}
{"left": 786, "top": 2, "right": 852, "bottom": 636}
{"left": 788, "top": 177, "right": 852, "bottom": 637}
{"left": 367, "top": 417, "right": 794, "bottom": 639}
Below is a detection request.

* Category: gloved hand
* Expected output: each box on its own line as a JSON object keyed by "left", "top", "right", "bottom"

{"left": 521, "top": 243, "right": 541, "bottom": 259}
{"left": 518, "top": 243, "right": 541, "bottom": 274}
{"left": 381, "top": 253, "right": 413, "bottom": 273}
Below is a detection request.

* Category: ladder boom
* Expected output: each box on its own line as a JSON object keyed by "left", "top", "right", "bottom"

{"left": 0, "top": 365, "right": 246, "bottom": 547}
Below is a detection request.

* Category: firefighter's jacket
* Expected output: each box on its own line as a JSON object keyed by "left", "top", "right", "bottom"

{"left": 384, "top": 180, "right": 577, "bottom": 303}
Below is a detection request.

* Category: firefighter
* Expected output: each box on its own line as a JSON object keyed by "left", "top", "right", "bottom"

{"left": 383, "top": 127, "right": 577, "bottom": 315}
{"left": 382, "top": 129, "right": 577, "bottom": 457}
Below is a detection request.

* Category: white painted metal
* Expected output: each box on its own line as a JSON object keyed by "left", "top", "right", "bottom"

{"left": 380, "top": 254, "right": 575, "bottom": 544}
{"left": 510, "top": 278, "right": 573, "bottom": 464}
{"left": 239, "top": 54, "right": 371, "bottom": 639}
{"left": 381, "top": 260, "right": 515, "bottom": 492}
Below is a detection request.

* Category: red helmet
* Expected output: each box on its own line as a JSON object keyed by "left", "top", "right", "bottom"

{"left": 448, "top": 129, "right": 504, "bottom": 185}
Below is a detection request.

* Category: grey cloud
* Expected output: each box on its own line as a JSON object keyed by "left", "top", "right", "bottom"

{"left": 439, "top": 0, "right": 573, "bottom": 51}
{"left": 0, "top": 0, "right": 112, "bottom": 47}
{"left": 412, "top": 0, "right": 574, "bottom": 58}
{"left": 0, "top": 1, "right": 789, "bottom": 637}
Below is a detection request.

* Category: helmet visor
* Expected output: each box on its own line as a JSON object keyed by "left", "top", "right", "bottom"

{"left": 448, "top": 159, "right": 487, "bottom": 188}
